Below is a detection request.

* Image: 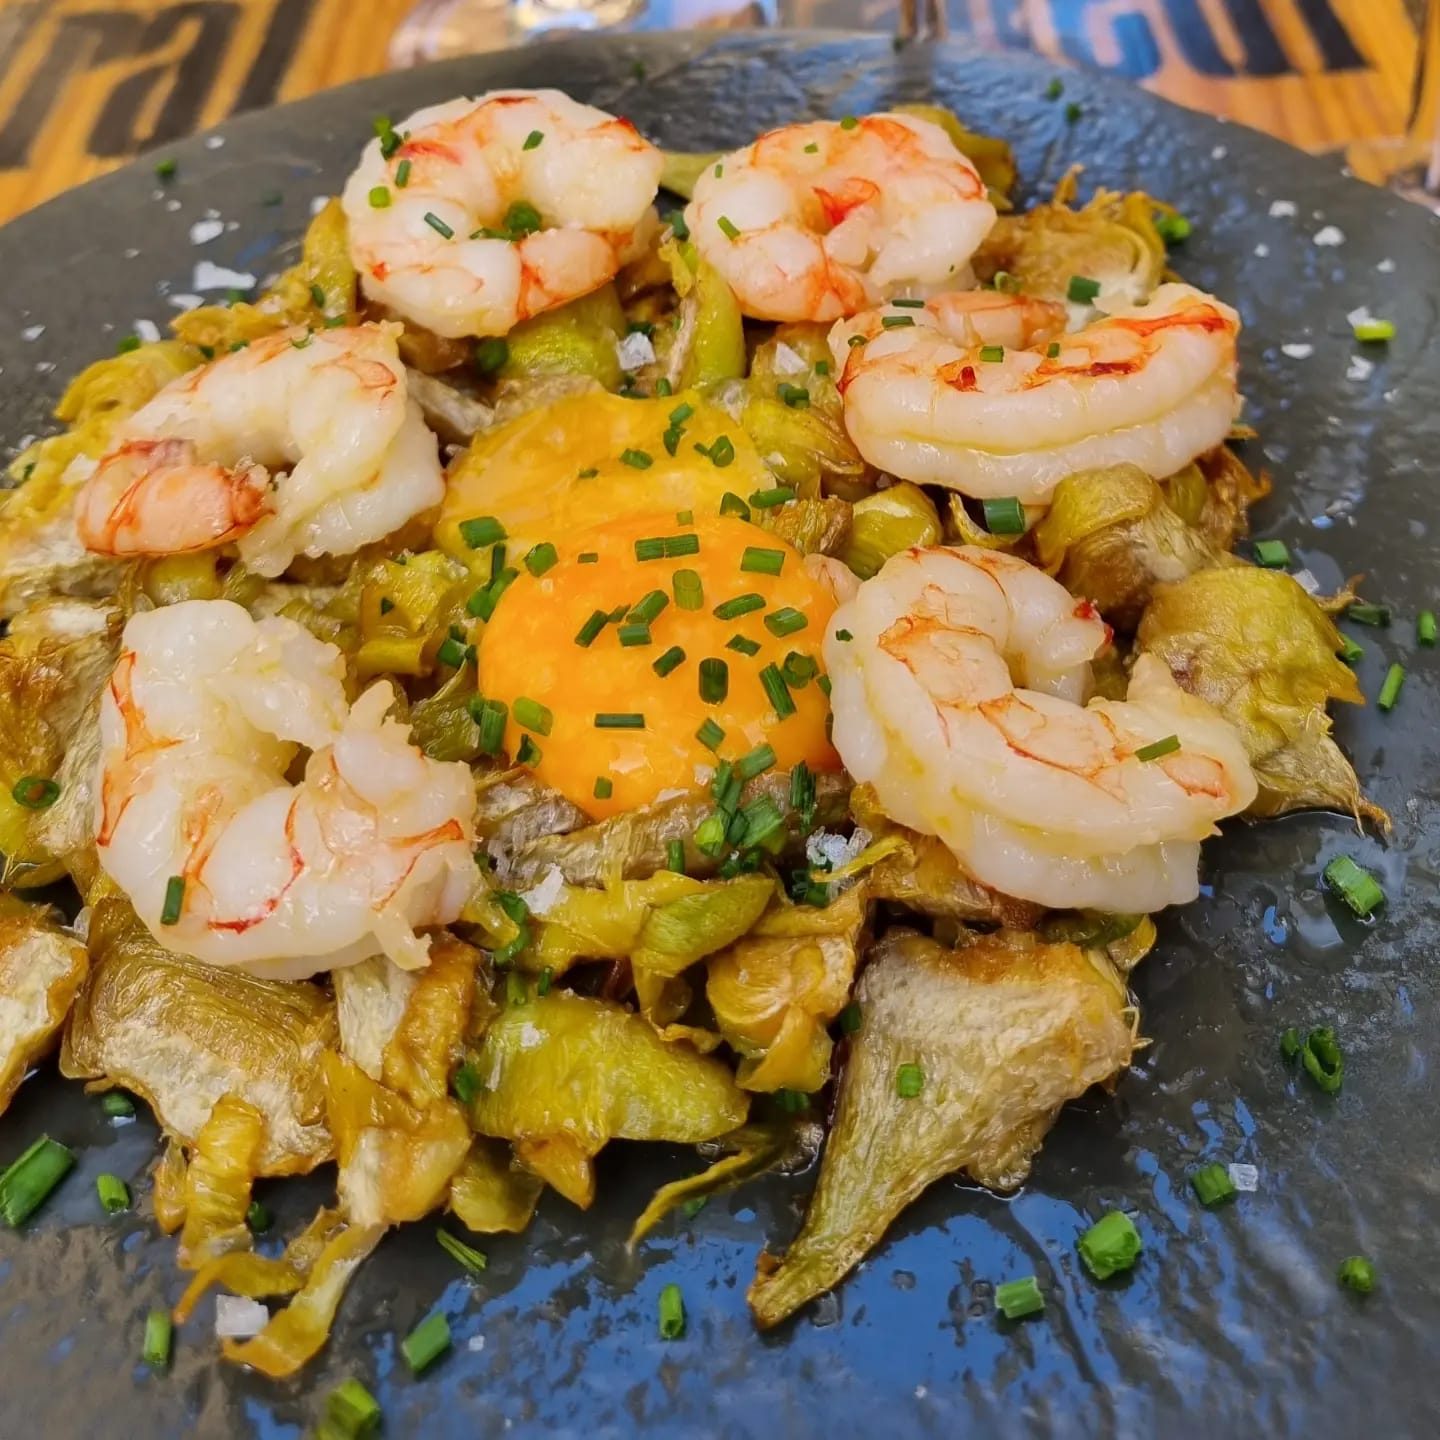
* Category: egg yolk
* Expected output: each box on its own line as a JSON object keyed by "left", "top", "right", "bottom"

{"left": 479, "top": 512, "right": 841, "bottom": 819}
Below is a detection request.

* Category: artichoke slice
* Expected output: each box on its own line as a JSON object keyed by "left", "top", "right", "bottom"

{"left": 176, "top": 1096, "right": 265, "bottom": 1270}
{"left": 747, "top": 928, "right": 1136, "bottom": 1328}
{"left": 448, "top": 1139, "right": 545, "bottom": 1235}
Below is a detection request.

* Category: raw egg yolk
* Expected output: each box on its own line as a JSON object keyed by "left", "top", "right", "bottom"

{"left": 478, "top": 512, "right": 841, "bottom": 819}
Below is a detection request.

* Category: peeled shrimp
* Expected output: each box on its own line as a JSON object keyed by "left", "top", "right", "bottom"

{"left": 96, "top": 600, "right": 476, "bottom": 980}
{"left": 823, "top": 546, "right": 1256, "bottom": 911}
{"left": 341, "top": 91, "right": 664, "bottom": 338}
{"left": 685, "top": 113, "right": 996, "bottom": 323}
{"left": 831, "top": 282, "right": 1240, "bottom": 504}
{"left": 74, "top": 323, "right": 442, "bottom": 577}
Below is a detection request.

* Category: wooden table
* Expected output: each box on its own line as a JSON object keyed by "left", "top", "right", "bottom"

{"left": 0, "top": 0, "right": 1420, "bottom": 224}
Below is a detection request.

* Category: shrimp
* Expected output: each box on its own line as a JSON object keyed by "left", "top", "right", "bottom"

{"left": 341, "top": 91, "right": 664, "bottom": 338}
{"left": 74, "top": 323, "right": 442, "bottom": 577}
{"left": 831, "top": 282, "right": 1240, "bottom": 505}
{"left": 95, "top": 600, "right": 477, "bottom": 980}
{"left": 685, "top": 113, "right": 996, "bottom": 323}
{"left": 822, "top": 546, "right": 1256, "bottom": 912}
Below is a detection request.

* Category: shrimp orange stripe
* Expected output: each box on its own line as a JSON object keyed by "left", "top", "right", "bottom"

{"left": 813, "top": 177, "right": 881, "bottom": 227}
{"left": 374, "top": 817, "right": 467, "bottom": 910}
{"left": 97, "top": 652, "right": 179, "bottom": 845}
{"left": 976, "top": 694, "right": 1133, "bottom": 799}
{"left": 201, "top": 792, "right": 306, "bottom": 934}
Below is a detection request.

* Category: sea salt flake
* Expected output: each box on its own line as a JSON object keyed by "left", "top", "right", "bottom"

{"left": 1228, "top": 1163, "right": 1259, "bottom": 1193}
{"left": 192, "top": 261, "right": 255, "bottom": 292}
{"left": 1377, "top": 257, "right": 1396, "bottom": 273}
{"left": 1292, "top": 568, "right": 1321, "bottom": 595}
{"left": 1268, "top": 199, "right": 1297, "bottom": 218}
{"left": 1253, "top": 243, "right": 1269, "bottom": 258}
{"left": 310, "top": 195, "right": 329, "bottom": 216}
{"left": 20, "top": 324, "right": 44, "bottom": 342}
{"left": 1313, "top": 225, "right": 1344, "bottom": 246}
{"left": 189, "top": 218, "right": 224, "bottom": 245}
{"left": 1347, "top": 355, "right": 1374, "bottom": 382}
{"left": 1211, "top": 144, "right": 1227, "bottom": 160}
{"left": 1280, "top": 343, "right": 1313, "bottom": 360}
{"left": 773, "top": 341, "right": 809, "bottom": 375}
{"left": 519, "top": 866, "right": 566, "bottom": 918}
{"left": 215, "top": 1295, "right": 270, "bottom": 1338}
{"left": 204, "top": 135, "right": 225, "bottom": 150}
{"left": 615, "top": 330, "right": 655, "bottom": 370}
{"left": 1346, "top": 305, "right": 1374, "bottom": 329}
{"left": 806, "top": 828, "right": 871, "bottom": 871}
{"left": 134, "top": 319, "right": 161, "bottom": 343}
{"left": 168, "top": 294, "right": 204, "bottom": 312}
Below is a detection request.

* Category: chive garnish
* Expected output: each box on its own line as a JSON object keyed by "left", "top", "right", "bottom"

{"left": 143, "top": 1310, "right": 172, "bottom": 1370}
{"left": 1190, "top": 1163, "right": 1236, "bottom": 1207}
{"left": 523, "top": 129, "right": 544, "bottom": 151}
{"left": 246, "top": 1201, "right": 271, "bottom": 1233}
{"left": 1253, "top": 539, "right": 1290, "bottom": 568}
{"left": 1047, "top": 341, "right": 1061, "bottom": 358}
{"left": 594, "top": 713, "right": 645, "bottom": 729}
{"left": 667, "top": 839, "right": 686, "bottom": 873}
{"left": 839, "top": 115, "right": 859, "bottom": 130}
{"left": 401, "top": 1313, "right": 451, "bottom": 1375}
{"left": 777, "top": 382, "right": 810, "bottom": 409}
{"left": 699, "top": 658, "right": 729, "bottom": 704}
{"left": 594, "top": 776, "right": 614, "bottom": 800}
{"left": 629, "top": 590, "right": 670, "bottom": 624}
{"left": 1352, "top": 318, "right": 1395, "bottom": 343}
{"left": 1323, "top": 855, "right": 1384, "bottom": 917}
{"left": 436, "top": 1229, "right": 488, "bottom": 1275}
{"left": 741, "top": 547, "right": 785, "bottom": 576}
{"left": 578, "top": 551, "right": 598, "bottom": 563}
{"left": 653, "top": 645, "right": 686, "bottom": 677}
{"left": 1301, "top": 1026, "right": 1344, "bottom": 1093}
{"left": 658, "top": 1283, "right": 686, "bottom": 1339}
{"left": 469, "top": 698, "right": 508, "bottom": 755}
{"left": 515, "top": 736, "right": 542, "bottom": 767}
{"left": 696, "top": 718, "right": 725, "bottom": 751}
{"left": 524, "top": 542, "right": 558, "bottom": 577}
{"left": 673, "top": 569, "right": 704, "bottom": 610}
{"left": 620, "top": 448, "right": 653, "bottom": 469}
{"left": 782, "top": 652, "right": 818, "bottom": 688}
{"left": 982, "top": 497, "right": 1026, "bottom": 535}
{"left": 1418, "top": 610, "right": 1437, "bottom": 645}
{"left": 1155, "top": 213, "right": 1192, "bottom": 245}
{"left": 833, "top": 628, "right": 853, "bottom": 642}
{"left": 838, "top": 1000, "right": 861, "bottom": 1034}
{"left": 1338, "top": 1256, "right": 1376, "bottom": 1293}
{"left": 895, "top": 1063, "right": 923, "bottom": 1098}
{"left": 474, "top": 336, "right": 509, "bottom": 373}
{"left": 714, "top": 593, "right": 765, "bottom": 621}
{"left": 575, "top": 610, "right": 609, "bottom": 647}
{"left": 436, "top": 636, "right": 469, "bottom": 669}
{"left": 749, "top": 486, "right": 795, "bottom": 509}
{"left": 720, "top": 491, "right": 752, "bottom": 521}
{"left": 423, "top": 211, "right": 455, "bottom": 239}
{"left": 995, "top": 1277, "right": 1044, "bottom": 1320}
{"left": 154, "top": 157, "right": 178, "bottom": 179}
{"left": 513, "top": 698, "right": 553, "bottom": 736}
{"left": 1077, "top": 1211, "right": 1142, "bottom": 1279}
{"left": 1377, "top": 663, "right": 1405, "bottom": 711}
{"left": 696, "top": 436, "right": 736, "bottom": 468}
{"left": 1067, "top": 274, "right": 1101, "bottom": 304}
{"left": 0, "top": 1136, "right": 75, "bottom": 1225}
{"left": 764, "top": 607, "right": 806, "bottom": 638}
{"left": 325, "top": 1380, "right": 382, "bottom": 1438}
{"left": 717, "top": 216, "right": 740, "bottom": 240}
{"left": 97, "top": 1174, "right": 130, "bottom": 1214}
{"left": 395, "top": 158, "right": 412, "bottom": 189}
{"left": 459, "top": 515, "right": 506, "bottom": 549}
{"left": 618, "top": 622, "right": 652, "bottom": 648}
{"left": 727, "top": 635, "right": 760, "bottom": 656}
{"left": 694, "top": 814, "right": 727, "bottom": 856}
{"left": 759, "top": 663, "right": 796, "bottom": 719}
{"left": 979, "top": 344, "right": 1005, "bottom": 363}
{"left": 11, "top": 776, "right": 59, "bottom": 810}
{"left": 735, "top": 744, "right": 776, "bottom": 781}
{"left": 1135, "top": 734, "right": 1180, "bottom": 762}
{"left": 676, "top": 509, "right": 694, "bottom": 525}
{"left": 101, "top": 1092, "right": 135, "bottom": 1119}
{"left": 160, "top": 875, "right": 185, "bottom": 926}
{"left": 116, "top": 334, "right": 142, "bottom": 354}
{"left": 881, "top": 315, "right": 916, "bottom": 329}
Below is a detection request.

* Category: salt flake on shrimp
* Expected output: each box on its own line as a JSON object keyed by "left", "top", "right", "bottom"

{"left": 95, "top": 600, "right": 477, "bottom": 980}
{"left": 832, "top": 283, "right": 1240, "bottom": 506}
{"left": 341, "top": 91, "right": 664, "bottom": 338}
{"left": 74, "top": 323, "right": 442, "bottom": 576}
{"left": 824, "top": 546, "right": 1256, "bottom": 912}
{"left": 686, "top": 113, "right": 996, "bottom": 323}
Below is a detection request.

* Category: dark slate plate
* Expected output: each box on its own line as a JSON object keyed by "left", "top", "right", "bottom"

{"left": 2, "top": 30, "right": 1438, "bottom": 1440}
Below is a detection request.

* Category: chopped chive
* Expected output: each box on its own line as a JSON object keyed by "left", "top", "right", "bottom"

{"left": 804, "top": 142, "right": 819, "bottom": 154}
{"left": 1253, "top": 539, "right": 1290, "bottom": 568}
{"left": 101, "top": 1092, "right": 135, "bottom": 1119}
{"left": 815, "top": 359, "right": 830, "bottom": 375}
{"left": 325, "top": 1378, "right": 382, "bottom": 1438}
{"left": 696, "top": 718, "right": 725, "bottom": 751}
{"left": 1190, "top": 1162, "right": 1236, "bottom": 1207}
{"left": 1352, "top": 318, "right": 1395, "bottom": 343}
{"left": 1301, "top": 1026, "right": 1344, "bottom": 1093}
{"left": 393, "top": 159, "right": 412, "bottom": 194}
{"left": 423, "top": 211, "right": 455, "bottom": 239}
{"left": 474, "top": 336, "right": 509, "bottom": 373}
{"left": 782, "top": 652, "right": 818, "bottom": 688}
{"left": 594, "top": 713, "right": 645, "bottom": 729}
{"left": 436, "top": 636, "right": 469, "bottom": 669}
{"left": 720, "top": 491, "right": 752, "bottom": 521}
{"left": 698, "top": 435, "right": 735, "bottom": 468}
{"left": 881, "top": 315, "right": 916, "bottom": 329}
{"left": 468, "top": 568, "right": 517, "bottom": 622}
{"left": 515, "top": 735, "right": 542, "bottom": 767}
{"left": 717, "top": 215, "right": 740, "bottom": 240}
{"left": 838, "top": 1000, "right": 862, "bottom": 1035}
{"left": 979, "top": 344, "right": 1005, "bottom": 363}
{"left": 760, "top": 663, "right": 796, "bottom": 720}
{"left": 694, "top": 814, "right": 727, "bottom": 856}
{"left": 97, "top": 1174, "right": 130, "bottom": 1214}
{"left": 1046, "top": 77, "right": 1064, "bottom": 99}
{"left": 0, "top": 1136, "right": 74, "bottom": 1225}
{"left": 513, "top": 697, "right": 553, "bottom": 736}
{"left": 1135, "top": 734, "right": 1181, "bottom": 762}
{"left": 154, "top": 157, "right": 177, "bottom": 180}
{"left": 523, "top": 541, "right": 558, "bottom": 577}
{"left": 11, "top": 776, "right": 60, "bottom": 810}
{"left": 1047, "top": 341, "right": 1061, "bottom": 358}
{"left": 727, "top": 635, "right": 760, "bottom": 656}
{"left": 790, "top": 760, "right": 815, "bottom": 823}
{"left": 502, "top": 200, "right": 542, "bottom": 236}
{"left": 1067, "top": 274, "right": 1101, "bottom": 304}
{"left": 115, "top": 334, "right": 142, "bottom": 354}
{"left": 669, "top": 401, "right": 695, "bottom": 427}
{"left": 667, "top": 839, "right": 686, "bottom": 873}
{"left": 1338, "top": 1256, "right": 1376, "bottom": 1293}
{"left": 817, "top": 674, "right": 831, "bottom": 698}
{"left": 995, "top": 1276, "right": 1044, "bottom": 1320}
{"left": 991, "top": 270, "right": 1020, "bottom": 294}
{"left": 374, "top": 114, "right": 400, "bottom": 156}
{"left": 368, "top": 185, "right": 391, "bottom": 208}
{"left": 593, "top": 776, "right": 614, "bottom": 800}
{"left": 629, "top": 590, "right": 670, "bottom": 624}
{"left": 777, "top": 382, "right": 810, "bottom": 409}
{"left": 618, "top": 622, "right": 652, "bottom": 648}
{"left": 764, "top": 607, "right": 807, "bottom": 638}
{"left": 143, "top": 1309, "right": 172, "bottom": 1370}
{"left": 1347, "top": 602, "right": 1391, "bottom": 626}
{"left": 739, "top": 793, "right": 785, "bottom": 849}
{"left": 436, "top": 1228, "right": 487, "bottom": 1275}
{"left": 833, "top": 628, "right": 853, "bottom": 642}
{"left": 669, "top": 211, "right": 689, "bottom": 240}
{"left": 673, "top": 569, "right": 704, "bottom": 610}
{"left": 1339, "top": 634, "right": 1364, "bottom": 665}
{"left": 451, "top": 1061, "right": 483, "bottom": 1105}
{"left": 741, "top": 547, "right": 785, "bottom": 576}
{"left": 578, "top": 551, "right": 598, "bottom": 563}
{"left": 1418, "top": 610, "right": 1436, "bottom": 645}
{"left": 1323, "top": 854, "right": 1384, "bottom": 918}
{"left": 711, "top": 761, "right": 740, "bottom": 813}
{"left": 401, "top": 1313, "right": 451, "bottom": 1374}
{"left": 246, "top": 1201, "right": 272, "bottom": 1233}
{"left": 620, "top": 448, "right": 653, "bottom": 469}
{"left": 1280, "top": 1026, "right": 1302, "bottom": 1062}
{"left": 676, "top": 509, "right": 694, "bottom": 525}
{"left": 714, "top": 593, "right": 766, "bottom": 621}
{"left": 699, "top": 658, "right": 729, "bottom": 704}
{"left": 1155, "top": 213, "right": 1192, "bottom": 245}
{"left": 458, "top": 515, "right": 506, "bottom": 549}
{"left": 735, "top": 744, "right": 776, "bottom": 782}
{"left": 469, "top": 698, "right": 507, "bottom": 756}
{"left": 839, "top": 115, "right": 859, "bottom": 130}
{"left": 664, "top": 533, "right": 700, "bottom": 557}
{"left": 1076, "top": 1210, "right": 1142, "bottom": 1279}
{"left": 160, "top": 875, "right": 185, "bottom": 926}
{"left": 982, "top": 497, "right": 1026, "bottom": 535}
{"left": 895, "top": 1063, "right": 924, "bottom": 1098}
{"left": 662, "top": 427, "right": 682, "bottom": 457}
{"left": 575, "top": 609, "right": 609, "bottom": 647}
{"left": 523, "top": 129, "right": 544, "bottom": 151}
{"left": 713, "top": 162, "right": 723, "bottom": 177}
{"left": 536, "top": 966, "right": 553, "bottom": 996}
{"left": 658, "top": 1283, "right": 686, "bottom": 1339}
{"left": 1377, "top": 663, "right": 1405, "bottom": 711}
{"left": 1064, "top": 101, "right": 1083, "bottom": 123}
{"left": 750, "top": 486, "right": 795, "bottom": 509}
{"left": 889, "top": 298, "right": 925, "bottom": 309}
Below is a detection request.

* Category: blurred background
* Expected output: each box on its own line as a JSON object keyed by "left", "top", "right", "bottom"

{"left": 0, "top": 0, "right": 1434, "bottom": 223}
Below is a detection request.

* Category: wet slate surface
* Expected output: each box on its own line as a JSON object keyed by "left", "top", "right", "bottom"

{"left": 1, "top": 31, "right": 1438, "bottom": 1440}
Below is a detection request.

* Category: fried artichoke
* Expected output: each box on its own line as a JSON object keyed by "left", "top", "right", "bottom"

{"left": 748, "top": 928, "right": 1137, "bottom": 1328}
{"left": 1137, "top": 567, "right": 1385, "bottom": 824}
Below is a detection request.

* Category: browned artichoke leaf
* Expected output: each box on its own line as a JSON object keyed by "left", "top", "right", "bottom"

{"left": 747, "top": 928, "right": 1135, "bottom": 1329}
{"left": 503, "top": 770, "right": 852, "bottom": 889}
{"left": 322, "top": 1052, "right": 472, "bottom": 1227}
{"left": 61, "top": 899, "right": 336, "bottom": 1174}
{"left": 470, "top": 990, "right": 749, "bottom": 1198}
{"left": 849, "top": 784, "right": 1043, "bottom": 929}
{"left": 1136, "top": 567, "right": 1385, "bottom": 826}
{"left": 176, "top": 1096, "right": 265, "bottom": 1269}
{"left": 405, "top": 368, "right": 495, "bottom": 444}
{"left": 448, "top": 1138, "right": 545, "bottom": 1234}
{"left": 220, "top": 1218, "right": 385, "bottom": 1379}
{"left": 153, "top": 1139, "right": 189, "bottom": 1233}
{"left": 757, "top": 497, "right": 852, "bottom": 557}
{"left": 1164, "top": 444, "right": 1271, "bottom": 549}
{"left": 973, "top": 187, "right": 1166, "bottom": 308}
{"left": 334, "top": 935, "right": 480, "bottom": 1109}
{"left": 707, "top": 884, "right": 868, "bottom": 1093}
{"left": 1032, "top": 464, "right": 1237, "bottom": 632}
{"left": 0, "top": 897, "right": 88, "bottom": 1116}
{"left": 0, "top": 599, "right": 120, "bottom": 885}
{"left": 475, "top": 769, "right": 588, "bottom": 871}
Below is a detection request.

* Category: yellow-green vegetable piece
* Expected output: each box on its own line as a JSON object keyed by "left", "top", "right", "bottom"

{"left": 662, "top": 237, "right": 747, "bottom": 388}
{"left": 747, "top": 928, "right": 1136, "bottom": 1328}
{"left": 500, "top": 284, "right": 626, "bottom": 389}
{"left": 448, "top": 1139, "right": 545, "bottom": 1235}
{"left": 841, "top": 483, "right": 941, "bottom": 580}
